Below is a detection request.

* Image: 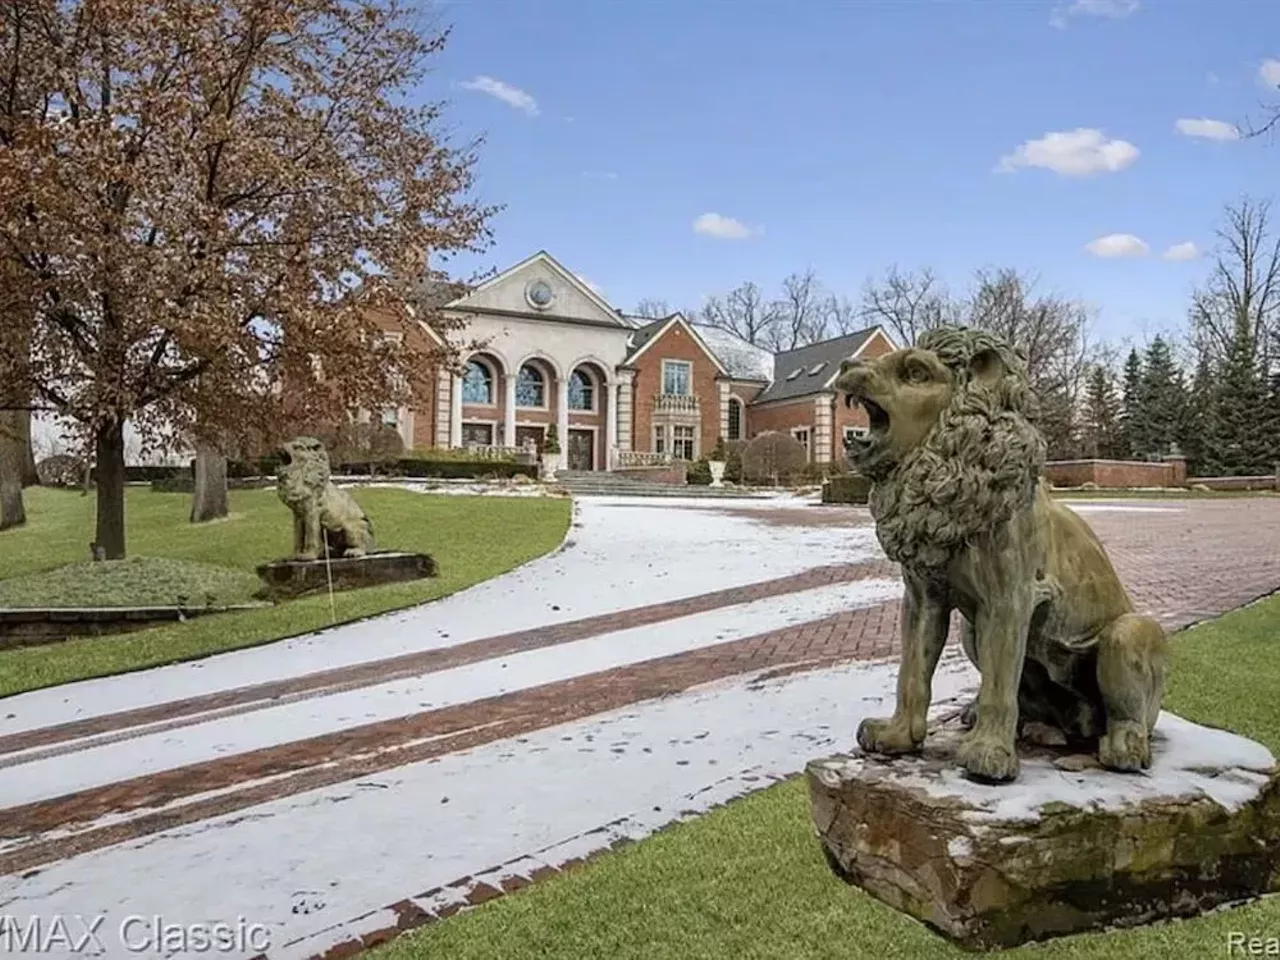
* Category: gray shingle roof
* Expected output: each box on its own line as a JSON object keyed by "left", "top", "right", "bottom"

{"left": 623, "top": 318, "right": 670, "bottom": 362}
{"left": 753, "top": 327, "right": 880, "bottom": 403}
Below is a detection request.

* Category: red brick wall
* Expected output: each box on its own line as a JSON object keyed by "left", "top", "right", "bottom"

{"left": 745, "top": 399, "right": 815, "bottom": 444}
{"left": 614, "top": 463, "right": 688, "bottom": 485}
{"left": 366, "top": 307, "right": 441, "bottom": 450}
{"left": 631, "top": 321, "right": 722, "bottom": 456}
{"left": 1044, "top": 460, "right": 1183, "bottom": 489}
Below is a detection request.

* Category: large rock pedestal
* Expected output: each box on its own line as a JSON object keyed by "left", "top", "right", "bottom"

{"left": 256, "top": 551, "right": 437, "bottom": 600}
{"left": 807, "top": 707, "right": 1280, "bottom": 950}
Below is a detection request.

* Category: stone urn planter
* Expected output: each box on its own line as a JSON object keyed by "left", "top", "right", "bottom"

{"left": 540, "top": 451, "right": 561, "bottom": 481}
{"left": 708, "top": 460, "right": 727, "bottom": 488}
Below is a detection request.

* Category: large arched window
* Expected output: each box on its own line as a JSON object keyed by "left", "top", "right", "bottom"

{"left": 568, "top": 369, "right": 595, "bottom": 411}
{"left": 462, "top": 360, "right": 493, "bottom": 404}
{"left": 727, "top": 397, "right": 743, "bottom": 441}
{"left": 516, "top": 364, "right": 546, "bottom": 407}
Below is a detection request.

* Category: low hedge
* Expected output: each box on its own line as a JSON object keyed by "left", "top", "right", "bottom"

{"left": 822, "top": 474, "right": 872, "bottom": 504}
{"left": 125, "top": 454, "right": 536, "bottom": 487}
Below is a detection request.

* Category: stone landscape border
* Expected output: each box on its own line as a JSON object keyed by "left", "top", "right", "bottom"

{"left": 0, "top": 604, "right": 271, "bottom": 649}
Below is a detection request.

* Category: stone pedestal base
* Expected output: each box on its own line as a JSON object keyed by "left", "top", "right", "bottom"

{"left": 807, "top": 707, "right": 1280, "bottom": 950}
{"left": 256, "top": 551, "right": 437, "bottom": 600}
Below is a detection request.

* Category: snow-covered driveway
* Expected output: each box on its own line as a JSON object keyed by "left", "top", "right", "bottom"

{"left": 1, "top": 494, "right": 945, "bottom": 959}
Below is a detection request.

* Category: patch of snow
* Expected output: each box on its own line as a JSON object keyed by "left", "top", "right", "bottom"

{"left": 946, "top": 836, "right": 973, "bottom": 859}
{"left": 690, "top": 323, "right": 775, "bottom": 382}
{"left": 0, "top": 497, "right": 887, "bottom": 736}
{"left": 818, "top": 712, "right": 1276, "bottom": 823}
{"left": 0, "top": 657, "right": 977, "bottom": 960}
{"left": 6, "top": 579, "right": 903, "bottom": 806}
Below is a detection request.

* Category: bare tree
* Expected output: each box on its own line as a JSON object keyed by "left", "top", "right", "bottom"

{"left": 1187, "top": 198, "right": 1280, "bottom": 369}
{"left": 700, "top": 281, "right": 779, "bottom": 346}
{"left": 960, "top": 267, "right": 1098, "bottom": 459}
{"left": 765, "top": 269, "right": 831, "bottom": 351}
{"left": 633, "top": 298, "right": 673, "bottom": 320}
{"left": 824, "top": 294, "right": 863, "bottom": 336}
{"left": 857, "top": 266, "right": 953, "bottom": 346}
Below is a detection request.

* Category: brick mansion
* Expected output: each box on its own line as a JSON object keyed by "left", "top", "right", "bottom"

{"left": 378, "top": 251, "right": 897, "bottom": 472}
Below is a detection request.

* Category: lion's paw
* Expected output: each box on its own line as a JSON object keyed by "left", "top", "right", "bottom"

{"left": 957, "top": 732, "right": 1019, "bottom": 783}
{"left": 856, "top": 716, "right": 921, "bottom": 756}
{"left": 1099, "top": 721, "right": 1151, "bottom": 772}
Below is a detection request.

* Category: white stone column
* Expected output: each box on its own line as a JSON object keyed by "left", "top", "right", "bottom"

{"left": 718, "top": 381, "right": 730, "bottom": 442}
{"left": 435, "top": 373, "right": 452, "bottom": 447}
{"left": 813, "top": 396, "right": 833, "bottom": 464}
{"left": 604, "top": 379, "right": 618, "bottom": 471}
{"left": 615, "top": 370, "right": 634, "bottom": 453}
{"left": 449, "top": 374, "right": 463, "bottom": 447}
{"left": 557, "top": 376, "right": 569, "bottom": 454}
{"left": 503, "top": 373, "right": 517, "bottom": 448}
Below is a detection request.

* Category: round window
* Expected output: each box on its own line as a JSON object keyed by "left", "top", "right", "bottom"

{"left": 526, "top": 279, "right": 554, "bottom": 310}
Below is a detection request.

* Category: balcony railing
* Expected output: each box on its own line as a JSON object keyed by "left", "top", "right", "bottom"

{"left": 463, "top": 443, "right": 526, "bottom": 460}
{"left": 653, "top": 394, "right": 699, "bottom": 414}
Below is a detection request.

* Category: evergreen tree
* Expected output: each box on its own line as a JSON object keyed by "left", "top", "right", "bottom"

{"left": 1082, "top": 366, "right": 1126, "bottom": 459}
{"left": 1212, "top": 315, "right": 1270, "bottom": 475}
{"left": 1121, "top": 349, "right": 1146, "bottom": 459}
{"left": 1265, "top": 371, "right": 1280, "bottom": 470}
{"left": 1140, "top": 336, "right": 1188, "bottom": 459}
{"left": 1181, "top": 351, "right": 1218, "bottom": 477}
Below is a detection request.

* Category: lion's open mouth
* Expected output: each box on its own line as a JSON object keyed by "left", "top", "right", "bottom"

{"left": 845, "top": 392, "right": 891, "bottom": 441}
{"left": 862, "top": 398, "right": 890, "bottom": 435}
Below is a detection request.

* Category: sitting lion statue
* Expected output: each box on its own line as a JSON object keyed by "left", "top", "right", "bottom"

{"left": 275, "top": 436, "right": 376, "bottom": 560}
{"left": 836, "top": 325, "right": 1167, "bottom": 784}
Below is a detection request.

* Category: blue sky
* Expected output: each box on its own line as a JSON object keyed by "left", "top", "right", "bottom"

{"left": 423, "top": 0, "right": 1279, "bottom": 349}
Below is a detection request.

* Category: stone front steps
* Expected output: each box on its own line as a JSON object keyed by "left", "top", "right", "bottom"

{"left": 553, "top": 472, "right": 773, "bottom": 499}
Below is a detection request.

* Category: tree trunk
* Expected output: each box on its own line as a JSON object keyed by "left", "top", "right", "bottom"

{"left": 93, "top": 418, "right": 127, "bottom": 559}
{"left": 19, "top": 407, "right": 38, "bottom": 487}
{"left": 190, "top": 444, "right": 229, "bottom": 523}
{"left": 0, "top": 409, "right": 26, "bottom": 531}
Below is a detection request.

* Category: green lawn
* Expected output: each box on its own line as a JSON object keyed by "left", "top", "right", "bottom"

{"left": 375, "top": 591, "right": 1280, "bottom": 960}
{"left": 0, "top": 486, "right": 571, "bottom": 697}
{"left": 0, "top": 556, "right": 263, "bottom": 608}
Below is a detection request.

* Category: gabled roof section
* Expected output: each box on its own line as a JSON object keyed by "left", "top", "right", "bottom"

{"left": 753, "top": 325, "right": 894, "bottom": 403}
{"left": 446, "top": 250, "right": 628, "bottom": 328}
{"left": 689, "top": 323, "right": 774, "bottom": 382}
{"left": 623, "top": 312, "right": 729, "bottom": 376}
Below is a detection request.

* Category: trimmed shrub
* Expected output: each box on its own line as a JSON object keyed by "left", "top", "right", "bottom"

{"left": 687, "top": 458, "right": 712, "bottom": 486}
{"left": 822, "top": 474, "right": 872, "bottom": 504}
{"left": 741, "top": 432, "right": 808, "bottom": 485}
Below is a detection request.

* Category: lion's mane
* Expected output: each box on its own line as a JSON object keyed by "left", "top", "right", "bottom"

{"left": 277, "top": 438, "right": 330, "bottom": 508}
{"left": 868, "top": 326, "right": 1047, "bottom": 571}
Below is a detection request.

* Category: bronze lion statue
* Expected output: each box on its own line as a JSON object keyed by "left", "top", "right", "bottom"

{"left": 276, "top": 436, "right": 376, "bottom": 561}
{"left": 836, "top": 326, "right": 1167, "bottom": 784}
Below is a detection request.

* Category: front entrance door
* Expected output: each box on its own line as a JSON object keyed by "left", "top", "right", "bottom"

{"left": 567, "top": 429, "right": 594, "bottom": 471}
{"left": 515, "top": 425, "right": 545, "bottom": 453}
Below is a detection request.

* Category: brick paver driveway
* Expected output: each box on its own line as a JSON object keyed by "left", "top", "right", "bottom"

{"left": 1, "top": 493, "right": 1277, "bottom": 959}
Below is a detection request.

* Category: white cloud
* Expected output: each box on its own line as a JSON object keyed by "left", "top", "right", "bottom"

{"left": 1207, "top": 71, "right": 1221, "bottom": 87}
{"left": 1050, "top": 0, "right": 1139, "bottom": 28}
{"left": 996, "top": 128, "right": 1139, "bottom": 176}
{"left": 692, "top": 212, "right": 761, "bottom": 240}
{"left": 1162, "top": 241, "right": 1200, "bottom": 261}
{"left": 1259, "top": 59, "right": 1280, "bottom": 90}
{"left": 582, "top": 171, "right": 619, "bottom": 181}
{"left": 1086, "top": 233, "right": 1150, "bottom": 258}
{"left": 457, "top": 75, "right": 539, "bottom": 116}
{"left": 1174, "top": 117, "right": 1240, "bottom": 141}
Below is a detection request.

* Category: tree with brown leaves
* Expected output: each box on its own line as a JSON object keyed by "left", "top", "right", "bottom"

{"left": 0, "top": 0, "right": 495, "bottom": 557}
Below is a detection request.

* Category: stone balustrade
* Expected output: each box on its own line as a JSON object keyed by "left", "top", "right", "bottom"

{"left": 615, "top": 450, "right": 672, "bottom": 468}
{"left": 653, "top": 394, "right": 699, "bottom": 414}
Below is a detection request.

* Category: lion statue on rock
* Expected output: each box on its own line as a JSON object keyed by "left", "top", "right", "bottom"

{"left": 275, "top": 436, "right": 376, "bottom": 561}
{"left": 835, "top": 325, "right": 1167, "bottom": 784}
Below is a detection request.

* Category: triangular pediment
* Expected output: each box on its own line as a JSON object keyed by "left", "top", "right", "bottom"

{"left": 447, "top": 251, "right": 627, "bottom": 328}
